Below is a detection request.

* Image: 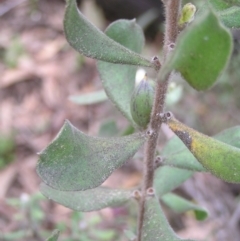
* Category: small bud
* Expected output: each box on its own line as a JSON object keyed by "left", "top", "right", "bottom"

{"left": 130, "top": 76, "right": 155, "bottom": 129}
{"left": 178, "top": 3, "right": 196, "bottom": 27}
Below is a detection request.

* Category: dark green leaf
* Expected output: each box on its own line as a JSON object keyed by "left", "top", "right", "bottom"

{"left": 69, "top": 90, "right": 107, "bottom": 105}
{"left": 154, "top": 166, "right": 193, "bottom": 197}
{"left": 162, "top": 193, "right": 208, "bottom": 221}
{"left": 37, "top": 120, "right": 145, "bottom": 191}
{"left": 97, "top": 19, "right": 145, "bottom": 124}
{"left": 162, "top": 8, "right": 232, "bottom": 90}
{"left": 141, "top": 194, "right": 195, "bottom": 241}
{"left": 46, "top": 230, "right": 60, "bottom": 241}
{"left": 64, "top": 0, "right": 153, "bottom": 67}
{"left": 40, "top": 183, "right": 131, "bottom": 212}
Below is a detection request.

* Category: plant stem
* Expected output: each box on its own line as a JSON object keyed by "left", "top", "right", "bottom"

{"left": 136, "top": 1, "right": 181, "bottom": 240}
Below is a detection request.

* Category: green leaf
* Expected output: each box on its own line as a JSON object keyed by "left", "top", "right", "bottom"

{"left": 165, "top": 115, "right": 240, "bottom": 183}
{"left": 218, "top": 6, "right": 240, "bottom": 28}
{"left": 162, "top": 8, "right": 232, "bottom": 90}
{"left": 124, "top": 229, "right": 137, "bottom": 241}
{"left": 46, "top": 230, "right": 60, "bottom": 241}
{"left": 154, "top": 166, "right": 193, "bottom": 197}
{"left": 141, "top": 194, "right": 195, "bottom": 241}
{"left": 161, "top": 126, "right": 240, "bottom": 172}
{"left": 64, "top": 0, "right": 153, "bottom": 67}
{"left": 37, "top": 120, "right": 145, "bottom": 191}
{"left": 97, "top": 20, "right": 145, "bottom": 124}
{"left": 69, "top": 90, "right": 108, "bottom": 105}
{"left": 209, "top": 0, "right": 240, "bottom": 11}
{"left": 161, "top": 136, "right": 205, "bottom": 172}
{"left": 40, "top": 183, "right": 131, "bottom": 212}
{"left": 98, "top": 120, "right": 119, "bottom": 137}
{"left": 161, "top": 193, "right": 208, "bottom": 221}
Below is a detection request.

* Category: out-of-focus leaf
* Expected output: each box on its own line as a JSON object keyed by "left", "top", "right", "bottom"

{"left": 218, "top": 6, "right": 240, "bottom": 28}
{"left": 161, "top": 126, "right": 240, "bottom": 172}
{"left": 69, "top": 90, "right": 107, "bottom": 105}
{"left": 124, "top": 229, "right": 137, "bottom": 241}
{"left": 40, "top": 183, "right": 131, "bottom": 212}
{"left": 64, "top": 0, "right": 154, "bottom": 67}
{"left": 46, "top": 230, "right": 60, "bottom": 241}
{"left": 141, "top": 194, "right": 195, "bottom": 241}
{"left": 209, "top": 0, "right": 240, "bottom": 11}
{"left": 161, "top": 9, "right": 232, "bottom": 90}
{"left": 154, "top": 166, "right": 193, "bottom": 197}
{"left": 165, "top": 114, "right": 240, "bottom": 183}
{"left": 162, "top": 193, "right": 208, "bottom": 221}
{"left": 97, "top": 20, "right": 145, "bottom": 124}
{"left": 98, "top": 120, "right": 119, "bottom": 137}
{"left": 37, "top": 120, "right": 145, "bottom": 191}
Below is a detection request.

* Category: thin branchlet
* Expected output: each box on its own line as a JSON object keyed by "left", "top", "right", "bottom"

{"left": 136, "top": 1, "right": 182, "bottom": 240}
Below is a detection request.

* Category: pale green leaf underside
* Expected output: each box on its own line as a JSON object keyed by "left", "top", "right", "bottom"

{"left": 40, "top": 183, "right": 131, "bottom": 212}
{"left": 161, "top": 126, "right": 240, "bottom": 172}
{"left": 64, "top": 0, "right": 153, "bottom": 67}
{"left": 37, "top": 120, "right": 145, "bottom": 191}
{"left": 46, "top": 230, "right": 60, "bottom": 241}
{"left": 162, "top": 8, "right": 232, "bottom": 90}
{"left": 209, "top": 0, "right": 240, "bottom": 11}
{"left": 69, "top": 90, "right": 108, "bottom": 105}
{"left": 162, "top": 193, "right": 208, "bottom": 221}
{"left": 141, "top": 195, "right": 195, "bottom": 241}
{"left": 154, "top": 166, "right": 193, "bottom": 197}
{"left": 98, "top": 19, "right": 145, "bottom": 124}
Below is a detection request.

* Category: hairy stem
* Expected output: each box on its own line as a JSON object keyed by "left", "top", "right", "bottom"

{"left": 137, "top": 1, "right": 181, "bottom": 240}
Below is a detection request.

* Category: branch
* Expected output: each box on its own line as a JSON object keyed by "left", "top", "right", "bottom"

{"left": 136, "top": 1, "right": 181, "bottom": 240}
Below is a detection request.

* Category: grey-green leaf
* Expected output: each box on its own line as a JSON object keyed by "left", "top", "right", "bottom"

{"left": 218, "top": 6, "right": 240, "bottom": 28}
{"left": 69, "top": 90, "right": 108, "bottom": 105}
{"left": 97, "top": 19, "right": 145, "bottom": 124}
{"left": 154, "top": 166, "right": 193, "bottom": 197}
{"left": 161, "top": 126, "right": 240, "bottom": 172}
{"left": 161, "top": 8, "right": 232, "bottom": 90}
{"left": 40, "top": 183, "right": 131, "bottom": 212}
{"left": 162, "top": 193, "right": 208, "bottom": 221}
{"left": 141, "top": 194, "right": 195, "bottom": 241}
{"left": 64, "top": 0, "right": 153, "bottom": 67}
{"left": 37, "top": 120, "right": 145, "bottom": 191}
{"left": 46, "top": 230, "right": 60, "bottom": 241}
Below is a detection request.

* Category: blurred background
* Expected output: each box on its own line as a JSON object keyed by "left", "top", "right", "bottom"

{"left": 0, "top": 0, "right": 240, "bottom": 240}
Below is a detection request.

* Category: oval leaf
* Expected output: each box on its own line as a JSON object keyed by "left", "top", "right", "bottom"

{"left": 141, "top": 194, "right": 195, "bottom": 241}
{"left": 40, "top": 183, "right": 131, "bottom": 212}
{"left": 164, "top": 114, "right": 240, "bottom": 183}
{"left": 97, "top": 19, "right": 145, "bottom": 124}
{"left": 64, "top": 0, "right": 153, "bottom": 67}
{"left": 163, "top": 8, "right": 232, "bottom": 90}
{"left": 37, "top": 120, "right": 145, "bottom": 191}
{"left": 161, "top": 193, "right": 208, "bottom": 221}
{"left": 154, "top": 166, "right": 193, "bottom": 197}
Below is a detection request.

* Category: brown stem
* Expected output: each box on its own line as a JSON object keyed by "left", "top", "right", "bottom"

{"left": 136, "top": 1, "right": 181, "bottom": 240}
